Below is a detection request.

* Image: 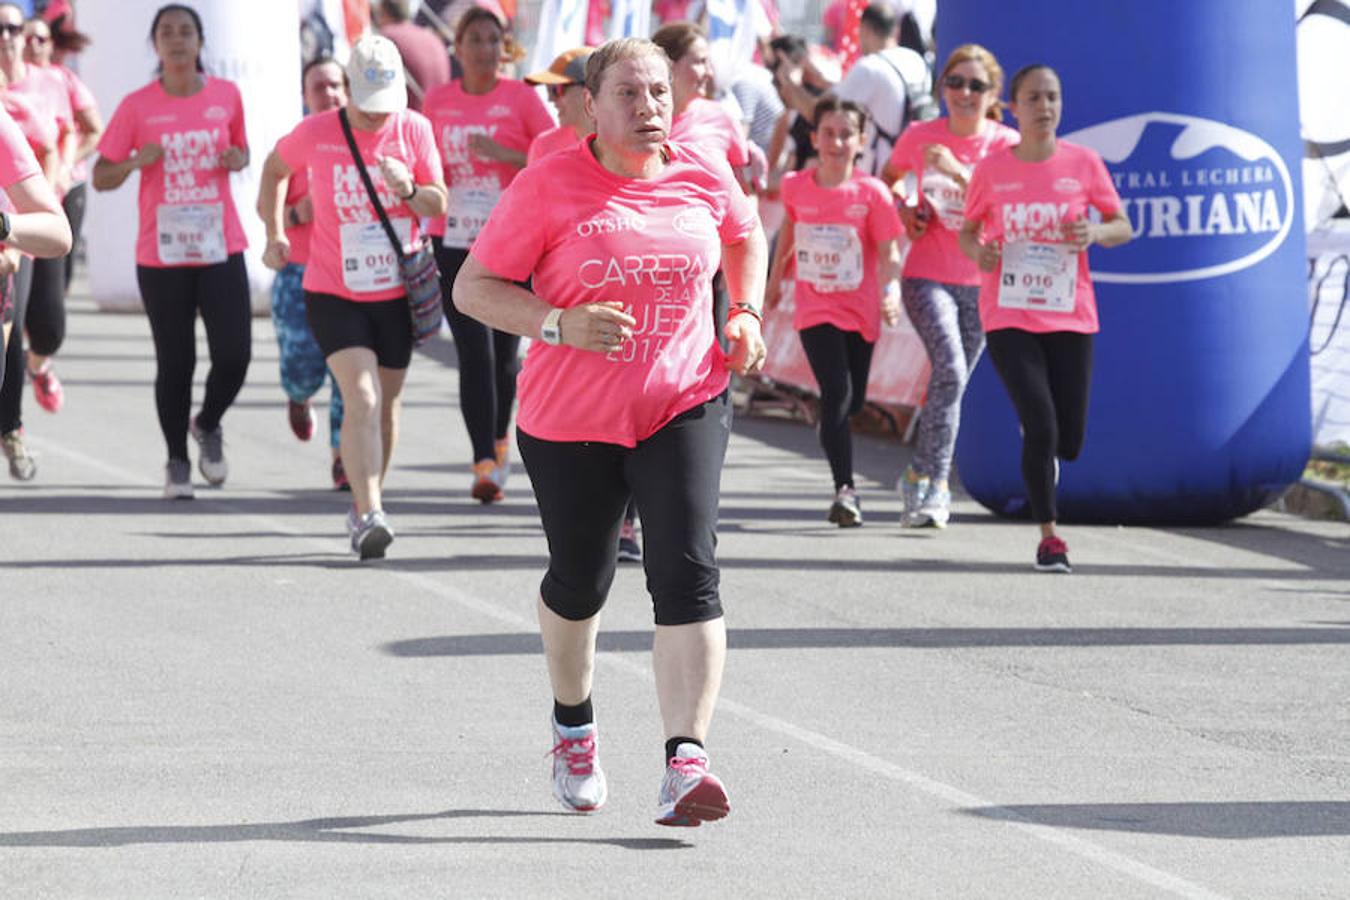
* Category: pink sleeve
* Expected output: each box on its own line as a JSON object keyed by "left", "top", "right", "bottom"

{"left": 963, "top": 160, "right": 989, "bottom": 224}
{"left": 97, "top": 94, "right": 137, "bottom": 163}
{"left": 227, "top": 82, "right": 247, "bottom": 149}
{"left": 0, "top": 107, "right": 41, "bottom": 188}
{"left": 1086, "top": 150, "right": 1122, "bottom": 217}
{"left": 409, "top": 113, "right": 442, "bottom": 183}
{"left": 65, "top": 69, "right": 95, "bottom": 113}
{"left": 469, "top": 162, "right": 551, "bottom": 281}
{"left": 866, "top": 180, "right": 902, "bottom": 243}
{"left": 275, "top": 116, "right": 312, "bottom": 172}
{"left": 888, "top": 122, "right": 920, "bottom": 174}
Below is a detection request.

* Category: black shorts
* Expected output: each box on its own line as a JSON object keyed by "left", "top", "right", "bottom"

{"left": 304, "top": 291, "right": 413, "bottom": 369}
{"left": 518, "top": 391, "right": 732, "bottom": 627}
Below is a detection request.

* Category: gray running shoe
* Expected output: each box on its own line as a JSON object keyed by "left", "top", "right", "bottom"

{"left": 2, "top": 429, "right": 36, "bottom": 480}
{"left": 911, "top": 485, "right": 952, "bottom": 529}
{"left": 351, "top": 509, "right": 394, "bottom": 559}
{"left": 190, "top": 417, "right": 228, "bottom": 486}
{"left": 899, "top": 468, "right": 931, "bottom": 527}
{"left": 549, "top": 718, "right": 607, "bottom": 812}
{"left": 827, "top": 486, "right": 862, "bottom": 527}
{"left": 163, "top": 459, "right": 194, "bottom": 499}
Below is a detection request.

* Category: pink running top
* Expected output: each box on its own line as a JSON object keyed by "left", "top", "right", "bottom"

{"left": 471, "top": 138, "right": 758, "bottom": 446}
{"left": 422, "top": 78, "right": 554, "bottom": 247}
{"left": 963, "top": 140, "right": 1122, "bottom": 334}
{"left": 527, "top": 123, "right": 583, "bottom": 166}
{"left": 275, "top": 107, "right": 442, "bottom": 302}
{"left": 0, "top": 104, "right": 42, "bottom": 219}
{"left": 780, "top": 168, "right": 902, "bottom": 343}
{"left": 888, "top": 117, "right": 1020, "bottom": 286}
{"left": 670, "top": 97, "right": 750, "bottom": 170}
{"left": 97, "top": 77, "right": 250, "bottom": 268}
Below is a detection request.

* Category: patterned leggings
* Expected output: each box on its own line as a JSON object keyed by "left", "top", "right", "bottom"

{"left": 901, "top": 277, "right": 984, "bottom": 483}
{"left": 271, "top": 263, "right": 343, "bottom": 449}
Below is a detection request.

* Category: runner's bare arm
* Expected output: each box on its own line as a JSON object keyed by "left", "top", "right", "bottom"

{"left": 91, "top": 142, "right": 162, "bottom": 191}
{"left": 2, "top": 173, "right": 72, "bottom": 257}
{"left": 722, "top": 224, "right": 770, "bottom": 376}
{"left": 256, "top": 149, "right": 291, "bottom": 270}
{"left": 1062, "top": 210, "right": 1131, "bottom": 251}
{"left": 764, "top": 211, "right": 795, "bottom": 311}
{"left": 958, "top": 217, "right": 999, "bottom": 272}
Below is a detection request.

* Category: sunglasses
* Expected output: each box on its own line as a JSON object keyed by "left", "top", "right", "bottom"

{"left": 28, "top": 34, "right": 50, "bottom": 45}
{"left": 549, "top": 83, "right": 579, "bottom": 99}
{"left": 943, "top": 74, "right": 991, "bottom": 94}
{"left": 0, "top": 23, "right": 23, "bottom": 37}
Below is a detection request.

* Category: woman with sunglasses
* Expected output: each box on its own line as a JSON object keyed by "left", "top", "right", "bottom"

{"left": 524, "top": 47, "right": 594, "bottom": 166}
{"left": 958, "top": 64, "right": 1131, "bottom": 572}
{"left": 0, "top": 1, "right": 70, "bottom": 481}
{"left": 882, "top": 44, "right": 1019, "bottom": 529}
{"left": 93, "top": 3, "right": 252, "bottom": 499}
{"left": 423, "top": 6, "right": 553, "bottom": 504}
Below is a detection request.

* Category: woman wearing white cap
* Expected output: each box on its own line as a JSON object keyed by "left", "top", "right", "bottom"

{"left": 258, "top": 35, "right": 447, "bottom": 559}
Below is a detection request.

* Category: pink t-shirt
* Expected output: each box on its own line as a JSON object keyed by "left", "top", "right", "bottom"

{"left": 55, "top": 64, "right": 96, "bottom": 184}
{"left": 275, "top": 108, "right": 441, "bottom": 302}
{"left": 1, "top": 91, "right": 57, "bottom": 160}
{"left": 889, "top": 117, "right": 1019, "bottom": 286}
{"left": 97, "top": 78, "right": 249, "bottom": 268}
{"left": 526, "top": 123, "right": 582, "bottom": 166}
{"left": 0, "top": 104, "right": 42, "bottom": 221}
{"left": 780, "top": 168, "right": 902, "bottom": 343}
{"left": 8, "top": 65, "right": 73, "bottom": 140}
{"left": 422, "top": 78, "right": 554, "bottom": 247}
{"left": 471, "top": 138, "right": 758, "bottom": 446}
{"left": 963, "top": 140, "right": 1122, "bottom": 334}
{"left": 671, "top": 97, "right": 750, "bottom": 170}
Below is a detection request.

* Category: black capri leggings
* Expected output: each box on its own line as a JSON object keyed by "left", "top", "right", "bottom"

{"left": 518, "top": 391, "right": 732, "bottom": 626}
{"left": 798, "top": 323, "right": 875, "bottom": 490}
{"left": 63, "top": 181, "right": 87, "bottom": 292}
{"left": 0, "top": 257, "right": 34, "bottom": 419}
{"left": 984, "top": 328, "right": 1094, "bottom": 524}
{"left": 136, "top": 253, "right": 252, "bottom": 461}
{"left": 435, "top": 240, "right": 521, "bottom": 463}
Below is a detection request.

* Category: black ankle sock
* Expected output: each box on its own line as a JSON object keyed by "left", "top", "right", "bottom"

{"left": 665, "top": 736, "right": 703, "bottom": 761}
{"left": 553, "top": 697, "right": 594, "bottom": 728}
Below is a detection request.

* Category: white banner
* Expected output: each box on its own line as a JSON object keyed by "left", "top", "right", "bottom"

{"left": 607, "top": 0, "right": 652, "bottom": 40}
{"left": 525, "top": 0, "right": 588, "bottom": 85}
{"left": 84, "top": 0, "right": 302, "bottom": 313}
{"left": 705, "top": 0, "right": 771, "bottom": 91}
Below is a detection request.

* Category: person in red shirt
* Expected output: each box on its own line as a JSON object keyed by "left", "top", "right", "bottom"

{"left": 93, "top": 3, "right": 252, "bottom": 499}
{"left": 259, "top": 36, "right": 448, "bottom": 559}
{"left": 454, "top": 37, "right": 768, "bottom": 827}
{"left": 374, "top": 0, "right": 450, "bottom": 112}
{"left": 959, "top": 65, "right": 1132, "bottom": 573}
{"left": 423, "top": 5, "right": 552, "bottom": 503}
{"left": 766, "top": 97, "right": 903, "bottom": 526}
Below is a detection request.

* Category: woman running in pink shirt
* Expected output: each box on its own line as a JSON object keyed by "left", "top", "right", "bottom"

{"left": 884, "top": 44, "right": 1019, "bottom": 529}
{"left": 959, "top": 64, "right": 1131, "bottom": 573}
{"left": 454, "top": 38, "right": 768, "bottom": 827}
{"left": 767, "top": 97, "right": 903, "bottom": 526}
{"left": 423, "top": 6, "right": 553, "bottom": 503}
{"left": 93, "top": 4, "right": 252, "bottom": 499}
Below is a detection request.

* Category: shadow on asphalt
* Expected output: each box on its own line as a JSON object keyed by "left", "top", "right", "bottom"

{"left": 961, "top": 801, "right": 1350, "bottom": 839}
{"left": 381, "top": 624, "right": 1350, "bottom": 657}
{"left": 0, "top": 809, "right": 691, "bottom": 850}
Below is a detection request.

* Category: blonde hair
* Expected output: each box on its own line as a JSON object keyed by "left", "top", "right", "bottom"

{"left": 583, "top": 37, "right": 671, "bottom": 96}
{"left": 940, "top": 43, "right": 1005, "bottom": 121}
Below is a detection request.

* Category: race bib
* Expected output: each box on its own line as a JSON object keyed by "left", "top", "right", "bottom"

{"left": 794, "top": 223, "right": 863, "bottom": 293}
{"left": 156, "top": 203, "right": 227, "bottom": 265}
{"left": 340, "top": 218, "right": 413, "bottom": 293}
{"left": 998, "top": 240, "right": 1078, "bottom": 313}
{"left": 921, "top": 170, "right": 966, "bottom": 231}
{"left": 443, "top": 182, "right": 501, "bottom": 248}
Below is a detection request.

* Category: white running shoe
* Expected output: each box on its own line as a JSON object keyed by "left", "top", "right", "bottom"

{"left": 350, "top": 509, "right": 394, "bottom": 560}
{"left": 654, "top": 743, "right": 729, "bottom": 827}
{"left": 827, "top": 486, "right": 862, "bottom": 527}
{"left": 190, "top": 417, "right": 228, "bottom": 486}
{"left": 549, "top": 719, "right": 607, "bottom": 812}
{"left": 163, "top": 459, "right": 194, "bottom": 500}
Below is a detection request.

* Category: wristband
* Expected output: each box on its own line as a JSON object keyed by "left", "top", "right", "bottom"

{"left": 400, "top": 184, "right": 417, "bottom": 202}
{"left": 883, "top": 281, "right": 901, "bottom": 301}
{"left": 730, "top": 302, "right": 762, "bottom": 323}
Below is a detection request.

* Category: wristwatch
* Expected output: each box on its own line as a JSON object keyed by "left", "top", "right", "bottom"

{"left": 540, "top": 307, "right": 564, "bottom": 345}
{"left": 0, "top": 210, "right": 10, "bottom": 243}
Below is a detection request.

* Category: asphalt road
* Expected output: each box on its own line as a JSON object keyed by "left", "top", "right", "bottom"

{"left": 2, "top": 288, "right": 1348, "bottom": 899}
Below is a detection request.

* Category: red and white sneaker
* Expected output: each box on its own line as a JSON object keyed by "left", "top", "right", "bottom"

{"left": 549, "top": 719, "right": 607, "bottom": 812}
{"left": 654, "top": 743, "right": 729, "bottom": 827}
{"left": 28, "top": 359, "right": 63, "bottom": 413}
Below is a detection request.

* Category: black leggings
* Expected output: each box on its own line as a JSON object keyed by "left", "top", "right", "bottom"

{"left": 798, "top": 323, "right": 875, "bottom": 490}
{"left": 518, "top": 391, "right": 731, "bottom": 626}
{"left": 26, "top": 254, "right": 66, "bottom": 358}
{"left": 435, "top": 241, "right": 520, "bottom": 462}
{"left": 0, "top": 257, "right": 34, "bottom": 428}
{"left": 984, "top": 328, "right": 1094, "bottom": 524}
{"left": 136, "top": 254, "right": 252, "bottom": 461}
{"left": 63, "top": 181, "right": 87, "bottom": 292}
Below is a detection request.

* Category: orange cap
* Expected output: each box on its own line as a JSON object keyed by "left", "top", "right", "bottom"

{"left": 525, "top": 47, "right": 595, "bottom": 87}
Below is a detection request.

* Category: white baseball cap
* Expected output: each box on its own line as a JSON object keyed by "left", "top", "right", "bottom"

{"left": 347, "top": 35, "right": 407, "bottom": 114}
